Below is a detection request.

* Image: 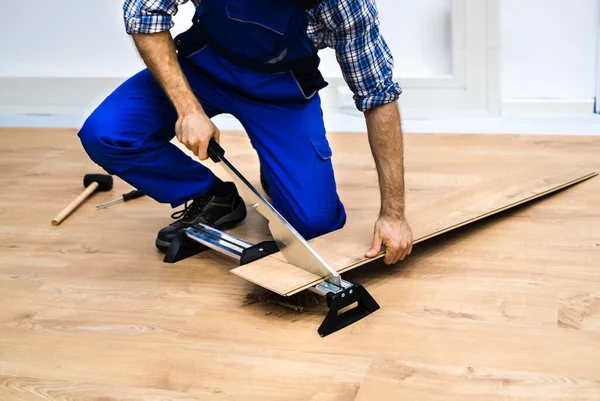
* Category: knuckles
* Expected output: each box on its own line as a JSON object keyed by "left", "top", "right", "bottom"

{"left": 388, "top": 241, "right": 400, "bottom": 250}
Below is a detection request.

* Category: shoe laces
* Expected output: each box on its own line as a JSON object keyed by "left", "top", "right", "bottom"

{"left": 171, "top": 196, "right": 211, "bottom": 222}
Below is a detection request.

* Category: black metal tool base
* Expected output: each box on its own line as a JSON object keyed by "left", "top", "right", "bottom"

{"left": 163, "top": 227, "right": 380, "bottom": 338}
{"left": 163, "top": 231, "right": 209, "bottom": 263}
{"left": 318, "top": 283, "right": 380, "bottom": 338}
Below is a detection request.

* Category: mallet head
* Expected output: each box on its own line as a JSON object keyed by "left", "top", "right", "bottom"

{"left": 83, "top": 174, "right": 113, "bottom": 191}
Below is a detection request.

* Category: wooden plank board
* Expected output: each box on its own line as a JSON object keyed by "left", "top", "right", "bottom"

{"left": 0, "top": 376, "right": 208, "bottom": 401}
{"left": 354, "top": 359, "right": 600, "bottom": 401}
{"left": 2, "top": 129, "right": 600, "bottom": 400}
{"left": 231, "top": 168, "right": 597, "bottom": 296}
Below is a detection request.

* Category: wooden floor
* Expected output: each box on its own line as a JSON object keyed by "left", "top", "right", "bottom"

{"left": 1, "top": 128, "right": 599, "bottom": 400}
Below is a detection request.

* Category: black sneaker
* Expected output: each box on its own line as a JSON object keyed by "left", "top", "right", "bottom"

{"left": 155, "top": 180, "right": 247, "bottom": 252}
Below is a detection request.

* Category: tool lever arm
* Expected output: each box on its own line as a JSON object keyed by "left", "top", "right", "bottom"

{"left": 208, "top": 138, "right": 225, "bottom": 163}
{"left": 207, "top": 138, "right": 341, "bottom": 283}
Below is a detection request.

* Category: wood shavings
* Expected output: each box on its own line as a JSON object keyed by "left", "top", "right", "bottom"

{"left": 243, "top": 290, "right": 322, "bottom": 313}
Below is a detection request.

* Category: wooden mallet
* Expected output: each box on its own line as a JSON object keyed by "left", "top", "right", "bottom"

{"left": 51, "top": 174, "right": 113, "bottom": 226}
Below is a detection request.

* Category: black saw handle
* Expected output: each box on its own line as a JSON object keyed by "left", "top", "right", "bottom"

{"left": 208, "top": 138, "right": 225, "bottom": 163}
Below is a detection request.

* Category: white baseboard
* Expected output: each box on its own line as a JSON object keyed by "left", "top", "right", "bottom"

{"left": 0, "top": 77, "right": 128, "bottom": 118}
{"left": 4, "top": 110, "right": 600, "bottom": 136}
{"left": 0, "top": 76, "right": 494, "bottom": 128}
{"left": 2, "top": 77, "right": 599, "bottom": 135}
{"left": 501, "top": 98, "right": 596, "bottom": 116}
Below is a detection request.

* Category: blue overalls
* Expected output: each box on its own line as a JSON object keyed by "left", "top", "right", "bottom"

{"left": 78, "top": 0, "right": 346, "bottom": 240}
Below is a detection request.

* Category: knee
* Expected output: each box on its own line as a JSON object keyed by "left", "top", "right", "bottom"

{"left": 77, "top": 108, "right": 135, "bottom": 167}
{"left": 286, "top": 202, "right": 346, "bottom": 240}
{"left": 78, "top": 109, "right": 110, "bottom": 164}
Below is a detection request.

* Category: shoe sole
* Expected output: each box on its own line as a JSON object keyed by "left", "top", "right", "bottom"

{"left": 155, "top": 199, "right": 248, "bottom": 253}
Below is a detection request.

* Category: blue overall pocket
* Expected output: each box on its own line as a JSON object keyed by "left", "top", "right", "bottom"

{"left": 309, "top": 134, "right": 337, "bottom": 209}
{"left": 225, "top": 0, "right": 292, "bottom": 36}
{"left": 310, "top": 134, "right": 333, "bottom": 161}
{"left": 223, "top": 0, "right": 292, "bottom": 64}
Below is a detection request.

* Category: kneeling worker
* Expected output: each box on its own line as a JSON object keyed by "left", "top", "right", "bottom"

{"left": 78, "top": 0, "right": 413, "bottom": 265}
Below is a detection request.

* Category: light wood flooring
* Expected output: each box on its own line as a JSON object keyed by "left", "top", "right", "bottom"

{"left": 1, "top": 128, "right": 599, "bottom": 400}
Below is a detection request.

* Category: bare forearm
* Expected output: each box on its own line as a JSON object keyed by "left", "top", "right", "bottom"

{"left": 364, "top": 101, "right": 406, "bottom": 218}
{"left": 132, "top": 31, "right": 204, "bottom": 117}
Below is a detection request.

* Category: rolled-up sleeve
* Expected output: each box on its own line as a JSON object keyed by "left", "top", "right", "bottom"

{"left": 123, "top": 0, "right": 194, "bottom": 34}
{"left": 316, "top": 0, "right": 402, "bottom": 111}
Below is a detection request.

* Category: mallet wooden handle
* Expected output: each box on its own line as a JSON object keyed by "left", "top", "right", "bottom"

{"left": 51, "top": 182, "right": 99, "bottom": 226}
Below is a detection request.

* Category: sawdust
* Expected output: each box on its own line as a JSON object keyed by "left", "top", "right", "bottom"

{"left": 243, "top": 290, "right": 322, "bottom": 313}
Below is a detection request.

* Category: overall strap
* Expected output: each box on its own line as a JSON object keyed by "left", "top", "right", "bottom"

{"left": 293, "top": 0, "right": 323, "bottom": 9}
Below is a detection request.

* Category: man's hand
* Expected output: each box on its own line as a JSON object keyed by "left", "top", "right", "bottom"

{"left": 176, "top": 113, "right": 221, "bottom": 160}
{"left": 364, "top": 101, "right": 414, "bottom": 265}
{"left": 366, "top": 214, "right": 413, "bottom": 264}
{"left": 132, "top": 31, "right": 218, "bottom": 158}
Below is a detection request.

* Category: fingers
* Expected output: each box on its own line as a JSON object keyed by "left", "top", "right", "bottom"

{"left": 198, "top": 129, "right": 220, "bottom": 160}
{"left": 383, "top": 240, "right": 400, "bottom": 265}
{"left": 368, "top": 224, "right": 413, "bottom": 265}
{"left": 191, "top": 141, "right": 201, "bottom": 158}
{"left": 197, "top": 138, "right": 209, "bottom": 160}
{"left": 181, "top": 138, "right": 197, "bottom": 156}
{"left": 365, "top": 231, "right": 382, "bottom": 258}
{"left": 397, "top": 238, "right": 414, "bottom": 264}
{"left": 395, "top": 242, "right": 409, "bottom": 264}
{"left": 196, "top": 126, "right": 221, "bottom": 160}
{"left": 383, "top": 237, "right": 413, "bottom": 265}
{"left": 175, "top": 115, "right": 219, "bottom": 161}
{"left": 190, "top": 136, "right": 212, "bottom": 160}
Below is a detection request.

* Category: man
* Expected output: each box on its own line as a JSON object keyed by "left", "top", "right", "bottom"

{"left": 78, "top": 0, "right": 413, "bottom": 265}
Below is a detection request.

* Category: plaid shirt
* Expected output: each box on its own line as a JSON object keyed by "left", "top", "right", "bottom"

{"left": 123, "top": 0, "right": 401, "bottom": 111}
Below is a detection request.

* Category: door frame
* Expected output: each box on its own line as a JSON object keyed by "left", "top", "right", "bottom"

{"left": 330, "top": 0, "right": 500, "bottom": 118}
{"left": 596, "top": 12, "right": 600, "bottom": 113}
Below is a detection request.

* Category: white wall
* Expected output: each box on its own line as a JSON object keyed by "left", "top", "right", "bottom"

{"left": 1, "top": 0, "right": 599, "bottom": 124}
{"left": 318, "top": 0, "right": 453, "bottom": 78}
{"left": 0, "top": 0, "right": 459, "bottom": 123}
{"left": 0, "top": 0, "right": 452, "bottom": 79}
{"left": 500, "top": 0, "right": 600, "bottom": 101}
{"left": 0, "top": 0, "right": 196, "bottom": 78}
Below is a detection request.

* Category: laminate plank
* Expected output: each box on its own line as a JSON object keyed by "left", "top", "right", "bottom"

{"left": 371, "top": 279, "right": 559, "bottom": 326}
{"left": 0, "top": 328, "right": 370, "bottom": 400}
{"left": 0, "top": 279, "right": 57, "bottom": 330}
{"left": 231, "top": 168, "right": 597, "bottom": 296}
{"left": 177, "top": 303, "right": 600, "bottom": 381}
{"left": 559, "top": 291, "right": 600, "bottom": 332}
{"left": 0, "top": 375, "right": 207, "bottom": 401}
{"left": 354, "top": 360, "right": 600, "bottom": 401}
